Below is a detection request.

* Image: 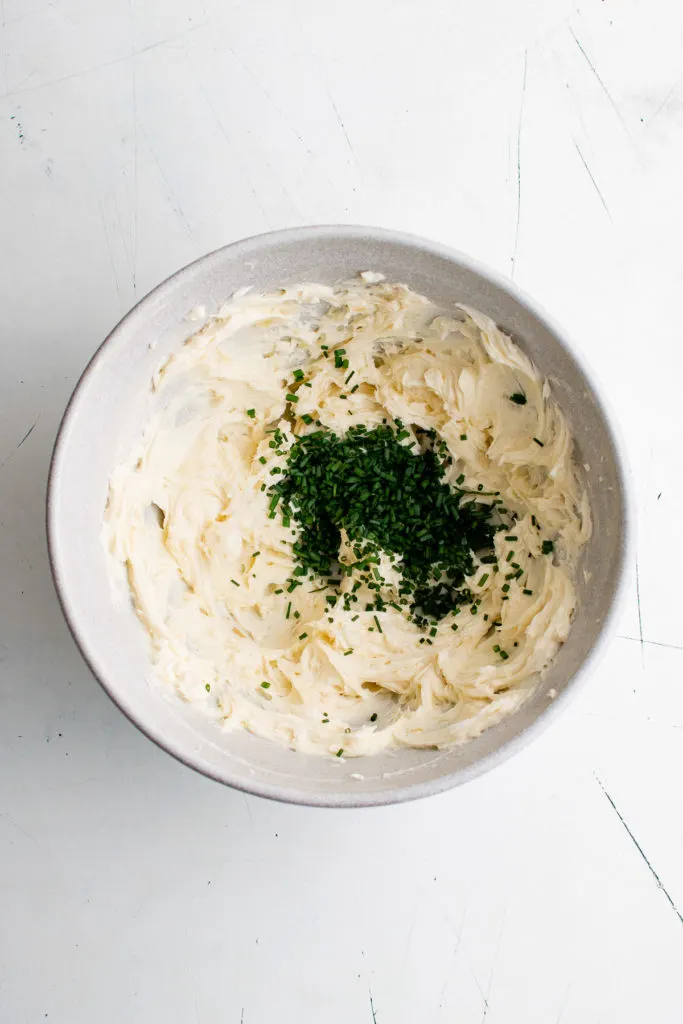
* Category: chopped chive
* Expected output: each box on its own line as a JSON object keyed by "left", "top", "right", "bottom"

{"left": 523, "top": 588, "right": 533, "bottom": 595}
{"left": 246, "top": 408, "right": 256, "bottom": 418}
{"left": 205, "top": 683, "right": 211, "bottom": 692}
{"left": 493, "top": 644, "right": 500, "bottom": 653}
{"left": 456, "top": 474, "right": 465, "bottom": 485}
{"left": 285, "top": 393, "right": 299, "bottom": 403}
{"left": 499, "top": 650, "right": 509, "bottom": 660}
{"left": 286, "top": 602, "right": 292, "bottom": 619}
{"left": 370, "top": 713, "right": 378, "bottom": 722}
{"left": 504, "top": 535, "right": 518, "bottom": 542}
{"left": 429, "top": 626, "right": 437, "bottom": 637}
{"left": 292, "top": 368, "right": 305, "bottom": 381}
{"left": 261, "top": 681, "right": 270, "bottom": 688}
{"left": 350, "top": 384, "right": 359, "bottom": 393}
{"left": 533, "top": 437, "right": 544, "bottom": 447}
{"left": 264, "top": 420, "right": 501, "bottom": 626}
{"left": 501, "top": 584, "right": 510, "bottom": 593}
{"left": 299, "top": 632, "right": 308, "bottom": 640}
{"left": 509, "top": 393, "right": 527, "bottom": 405}
{"left": 344, "top": 370, "right": 355, "bottom": 384}
{"left": 506, "top": 550, "right": 515, "bottom": 562}
{"left": 336, "top": 748, "right": 343, "bottom": 757}
{"left": 343, "top": 648, "right": 353, "bottom": 656}
{"left": 460, "top": 434, "right": 467, "bottom": 441}
{"left": 230, "top": 579, "right": 240, "bottom": 587}
{"left": 542, "top": 540, "right": 554, "bottom": 555}
{"left": 478, "top": 573, "right": 489, "bottom": 586}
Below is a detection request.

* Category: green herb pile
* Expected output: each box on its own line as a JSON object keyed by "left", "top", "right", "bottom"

{"left": 267, "top": 421, "right": 504, "bottom": 624}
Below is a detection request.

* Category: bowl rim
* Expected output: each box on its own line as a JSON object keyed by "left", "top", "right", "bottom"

{"left": 46, "top": 224, "right": 634, "bottom": 807}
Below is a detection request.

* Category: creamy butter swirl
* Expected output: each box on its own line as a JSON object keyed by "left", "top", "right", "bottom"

{"left": 103, "top": 276, "right": 590, "bottom": 756}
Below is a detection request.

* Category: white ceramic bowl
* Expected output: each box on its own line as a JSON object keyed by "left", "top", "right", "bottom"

{"left": 47, "top": 226, "right": 630, "bottom": 806}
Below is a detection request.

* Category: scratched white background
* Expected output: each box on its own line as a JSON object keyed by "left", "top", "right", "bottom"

{"left": 1, "top": 0, "right": 682, "bottom": 1021}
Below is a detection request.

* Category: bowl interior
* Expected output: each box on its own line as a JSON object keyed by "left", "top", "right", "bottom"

{"left": 48, "top": 227, "right": 627, "bottom": 806}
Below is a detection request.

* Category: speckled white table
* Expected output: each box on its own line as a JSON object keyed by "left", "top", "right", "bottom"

{"left": 1, "top": 1, "right": 682, "bottom": 1021}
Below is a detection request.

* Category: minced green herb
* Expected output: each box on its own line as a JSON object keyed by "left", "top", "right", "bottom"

{"left": 267, "top": 421, "right": 501, "bottom": 622}
{"left": 509, "top": 393, "right": 527, "bottom": 405}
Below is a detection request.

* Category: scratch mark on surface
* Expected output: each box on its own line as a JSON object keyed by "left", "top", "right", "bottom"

{"left": 369, "top": 988, "right": 377, "bottom": 1023}
{"left": 112, "top": 192, "right": 134, "bottom": 283}
{"left": 470, "top": 970, "right": 489, "bottom": 1016}
{"left": 17, "top": 416, "right": 39, "bottom": 449}
{"left": 0, "top": 810, "right": 50, "bottom": 853}
{"left": 400, "top": 902, "right": 418, "bottom": 967}
{"left": 192, "top": 72, "right": 272, "bottom": 230}
{"left": 634, "top": 558, "right": 645, "bottom": 665}
{"left": 0, "top": 416, "right": 40, "bottom": 471}
{"left": 481, "top": 908, "right": 506, "bottom": 1021}
{"left": 129, "top": 0, "right": 138, "bottom": 297}
{"left": 437, "top": 910, "right": 466, "bottom": 1007}
{"left": 554, "top": 982, "right": 571, "bottom": 1023}
{"left": 0, "top": 22, "right": 208, "bottom": 100}
{"left": 594, "top": 774, "right": 683, "bottom": 927}
{"left": 136, "top": 120, "right": 193, "bottom": 235}
{"left": 327, "top": 90, "right": 358, "bottom": 168}
{"left": 573, "top": 140, "right": 612, "bottom": 220}
{"left": 649, "top": 76, "right": 682, "bottom": 127}
{"left": 242, "top": 792, "right": 254, "bottom": 833}
{"left": 222, "top": 44, "right": 312, "bottom": 156}
{"left": 100, "top": 204, "right": 124, "bottom": 306}
{"left": 240, "top": 1009, "right": 244, "bottom": 1024}
{"left": 617, "top": 635, "right": 683, "bottom": 653}
{"left": 511, "top": 49, "right": 527, "bottom": 278}
{"left": 569, "top": 27, "right": 632, "bottom": 139}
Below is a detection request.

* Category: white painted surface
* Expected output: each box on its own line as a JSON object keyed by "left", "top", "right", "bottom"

{"left": 1, "top": 0, "right": 682, "bottom": 1020}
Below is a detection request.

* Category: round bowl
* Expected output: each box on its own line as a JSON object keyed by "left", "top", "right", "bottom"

{"left": 47, "top": 226, "right": 630, "bottom": 807}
